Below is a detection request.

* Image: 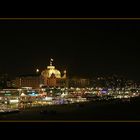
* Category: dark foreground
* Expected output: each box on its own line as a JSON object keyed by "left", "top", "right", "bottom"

{"left": 0, "top": 97, "right": 140, "bottom": 121}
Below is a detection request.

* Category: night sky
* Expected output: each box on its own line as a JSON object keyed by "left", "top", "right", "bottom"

{"left": 0, "top": 19, "right": 139, "bottom": 80}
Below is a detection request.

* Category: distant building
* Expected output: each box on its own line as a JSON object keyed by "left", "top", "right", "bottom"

{"left": 6, "top": 80, "right": 12, "bottom": 87}
{"left": 69, "top": 78, "right": 90, "bottom": 88}
{"left": 12, "top": 59, "right": 68, "bottom": 88}
{"left": 41, "top": 59, "right": 68, "bottom": 87}
{"left": 0, "top": 74, "right": 10, "bottom": 88}
{"left": 12, "top": 74, "right": 41, "bottom": 89}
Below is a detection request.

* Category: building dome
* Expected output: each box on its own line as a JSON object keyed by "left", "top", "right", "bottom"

{"left": 41, "top": 65, "right": 61, "bottom": 78}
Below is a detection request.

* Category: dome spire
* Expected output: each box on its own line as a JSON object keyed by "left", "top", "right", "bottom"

{"left": 50, "top": 58, "right": 53, "bottom": 66}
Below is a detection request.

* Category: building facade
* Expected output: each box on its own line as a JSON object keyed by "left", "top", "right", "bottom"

{"left": 68, "top": 78, "right": 90, "bottom": 88}
{"left": 12, "top": 59, "right": 68, "bottom": 88}
{"left": 41, "top": 59, "right": 68, "bottom": 87}
{"left": 12, "top": 74, "right": 41, "bottom": 89}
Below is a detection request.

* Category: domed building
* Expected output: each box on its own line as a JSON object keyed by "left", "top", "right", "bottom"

{"left": 41, "top": 65, "right": 61, "bottom": 78}
{"left": 41, "top": 59, "right": 68, "bottom": 87}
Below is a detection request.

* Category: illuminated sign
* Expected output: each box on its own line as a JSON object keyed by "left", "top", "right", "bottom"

{"left": 5, "top": 94, "right": 11, "bottom": 96}
{"left": 28, "top": 92, "right": 38, "bottom": 96}
{"left": 101, "top": 89, "right": 108, "bottom": 94}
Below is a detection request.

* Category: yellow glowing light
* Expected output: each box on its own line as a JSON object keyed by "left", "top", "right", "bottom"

{"left": 36, "top": 69, "right": 39, "bottom": 73}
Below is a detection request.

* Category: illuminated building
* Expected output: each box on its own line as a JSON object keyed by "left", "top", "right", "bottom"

{"left": 12, "top": 59, "right": 68, "bottom": 88}
{"left": 41, "top": 59, "right": 68, "bottom": 87}
{"left": 69, "top": 78, "right": 90, "bottom": 88}
{"left": 12, "top": 74, "right": 41, "bottom": 89}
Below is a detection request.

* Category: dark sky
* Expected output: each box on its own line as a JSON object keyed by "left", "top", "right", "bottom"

{"left": 0, "top": 20, "right": 139, "bottom": 80}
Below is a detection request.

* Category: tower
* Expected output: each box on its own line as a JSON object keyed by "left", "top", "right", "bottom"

{"left": 63, "top": 70, "right": 67, "bottom": 78}
{"left": 50, "top": 58, "right": 53, "bottom": 66}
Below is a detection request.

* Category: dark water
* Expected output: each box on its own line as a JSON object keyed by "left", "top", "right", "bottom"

{"left": 0, "top": 97, "right": 140, "bottom": 121}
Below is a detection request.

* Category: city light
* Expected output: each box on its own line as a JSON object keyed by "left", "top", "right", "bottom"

{"left": 36, "top": 69, "right": 39, "bottom": 73}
